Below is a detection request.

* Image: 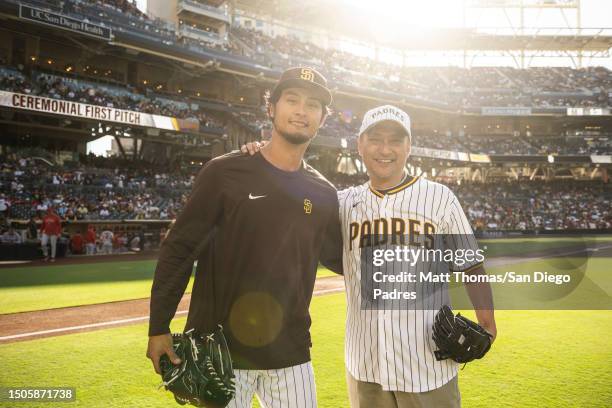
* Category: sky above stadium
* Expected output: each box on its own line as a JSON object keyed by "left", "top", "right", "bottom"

{"left": 343, "top": 0, "right": 611, "bottom": 29}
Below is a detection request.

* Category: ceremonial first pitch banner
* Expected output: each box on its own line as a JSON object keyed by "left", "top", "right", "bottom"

{"left": 0, "top": 91, "right": 180, "bottom": 131}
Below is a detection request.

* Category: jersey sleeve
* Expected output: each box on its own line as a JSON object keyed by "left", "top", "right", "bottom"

{"left": 442, "top": 192, "right": 483, "bottom": 273}
{"left": 149, "top": 160, "right": 224, "bottom": 336}
{"left": 319, "top": 193, "right": 343, "bottom": 275}
{"left": 336, "top": 187, "right": 352, "bottom": 225}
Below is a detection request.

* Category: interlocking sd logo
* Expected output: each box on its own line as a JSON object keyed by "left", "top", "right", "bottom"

{"left": 300, "top": 68, "right": 315, "bottom": 82}
{"left": 304, "top": 198, "right": 312, "bottom": 214}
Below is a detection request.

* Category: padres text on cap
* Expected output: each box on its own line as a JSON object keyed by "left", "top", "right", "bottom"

{"left": 359, "top": 105, "right": 411, "bottom": 140}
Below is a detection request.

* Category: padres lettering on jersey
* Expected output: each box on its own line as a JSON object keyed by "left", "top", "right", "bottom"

{"left": 338, "top": 176, "right": 481, "bottom": 393}
{"left": 348, "top": 217, "right": 436, "bottom": 250}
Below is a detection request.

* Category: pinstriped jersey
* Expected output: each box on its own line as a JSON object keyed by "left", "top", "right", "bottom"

{"left": 338, "top": 175, "right": 482, "bottom": 393}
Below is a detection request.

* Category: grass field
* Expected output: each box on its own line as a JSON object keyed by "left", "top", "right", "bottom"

{"left": 0, "top": 235, "right": 610, "bottom": 406}
{"left": 0, "top": 262, "right": 336, "bottom": 314}
{"left": 2, "top": 235, "right": 609, "bottom": 314}
{"left": 1, "top": 236, "right": 609, "bottom": 314}
{"left": 0, "top": 294, "right": 610, "bottom": 407}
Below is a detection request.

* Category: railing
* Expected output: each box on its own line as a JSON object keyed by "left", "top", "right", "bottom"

{"left": 178, "top": 0, "right": 230, "bottom": 22}
{"left": 179, "top": 25, "right": 224, "bottom": 43}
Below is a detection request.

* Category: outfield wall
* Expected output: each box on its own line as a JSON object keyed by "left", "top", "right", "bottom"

{"left": 477, "top": 228, "right": 612, "bottom": 238}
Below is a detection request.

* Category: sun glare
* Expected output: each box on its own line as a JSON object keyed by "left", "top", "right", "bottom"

{"left": 345, "top": 0, "right": 463, "bottom": 28}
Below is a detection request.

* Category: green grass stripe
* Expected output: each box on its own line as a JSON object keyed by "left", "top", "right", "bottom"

{"left": 0, "top": 294, "right": 611, "bottom": 406}
{"left": 0, "top": 235, "right": 607, "bottom": 314}
{"left": 0, "top": 263, "right": 335, "bottom": 314}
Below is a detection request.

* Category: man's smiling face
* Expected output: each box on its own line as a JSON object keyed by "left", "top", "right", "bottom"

{"left": 270, "top": 87, "right": 326, "bottom": 145}
{"left": 358, "top": 120, "right": 411, "bottom": 185}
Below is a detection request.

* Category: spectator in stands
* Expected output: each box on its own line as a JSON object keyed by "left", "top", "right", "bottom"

{"left": 113, "top": 231, "right": 127, "bottom": 253}
{"left": 0, "top": 226, "right": 22, "bottom": 244}
{"left": 27, "top": 216, "right": 38, "bottom": 240}
{"left": 77, "top": 204, "right": 89, "bottom": 219}
{"left": 100, "top": 228, "right": 114, "bottom": 254}
{"left": 36, "top": 201, "right": 48, "bottom": 214}
{"left": 70, "top": 231, "right": 84, "bottom": 255}
{"left": 0, "top": 193, "right": 9, "bottom": 218}
{"left": 138, "top": 228, "right": 145, "bottom": 251}
{"left": 99, "top": 206, "right": 110, "bottom": 219}
{"left": 129, "top": 233, "right": 141, "bottom": 252}
{"left": 85, "top": 225, "right": 97, "bottom": 255}
{"left": 40, "top": 207, "right": 62, "bottom": 262}
{"left": 0, "top": 215, "right": 8, "bottom": 234}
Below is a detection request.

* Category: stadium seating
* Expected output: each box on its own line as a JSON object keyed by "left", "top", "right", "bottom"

{"left": 0, "top": 153, "right": 190, "bottom": 221}
{"left": 1, "top": 152, "right": 610, "bottom": 231}
{"left": 1, "top": 64, "right": 609, "bottom": 156}
{"left": 7, "top": 0, "right": 611, "bottom": 109}
{"left": 1, "top": 1, "right": 610, "bottom": 233}
{"left": 453, "top": 180, "right": 612, "bottom": 231}
{"left": 230, "top": 27, "right": 612, "bottom": 109}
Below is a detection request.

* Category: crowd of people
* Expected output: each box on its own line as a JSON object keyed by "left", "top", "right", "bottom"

{"left": 11, "top": 0, "right": 612, "bottom": 110}
{"left": 2, "top": 64, "right": 610, "bottom": 156}
{"left": 321, "top": 115, "right": 610, "bottom": 156}
{"left": 230, "top": 27, "right": 612, "bottom": 109}
{"left": 0, "top": 151, "right": 184, "bottom": 258}
{"left": 452, "top": 180, "right": 611, "bottom": 231}
{"left": 0, "top": 66, "right": 226, "bottom": 131}
{"left": 321, "top": 173, "right": 611, "bottom": 232}
{"left": 1, "top": 150, "right": 609, "bottom": 234}
{"left": 526, "top": 135, "right": 611, "bottom": 155}
{"left": 0, "top": 152, "right": 192, "bottom": 222}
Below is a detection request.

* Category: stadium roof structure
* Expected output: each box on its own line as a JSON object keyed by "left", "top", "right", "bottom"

{"left": 230, "top": 0, "right": 612, "bottom": 56}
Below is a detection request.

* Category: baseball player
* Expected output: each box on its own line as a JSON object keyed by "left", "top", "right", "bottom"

{"left": 100, "top": 228, "right": 114, "bottom": 255}
{"left": 147, "top": 67, "right": 343, "bottom": 408}
{"left": 242, "top": 105, "right": 496, "bottom": 407}
{"left": 40, "top": 207, "right": 62, "bottom": 262}
{"left": 85, "top": 225, "right": 97, "bottom": 255}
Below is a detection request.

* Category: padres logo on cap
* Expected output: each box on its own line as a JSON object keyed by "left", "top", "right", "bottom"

{"left": 300, "top": 68, "right": 315, "bottom": 82}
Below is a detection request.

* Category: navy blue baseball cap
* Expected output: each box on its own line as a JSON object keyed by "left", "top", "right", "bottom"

{"left": 271, "top": 67, "right": 332, "bottom": 106}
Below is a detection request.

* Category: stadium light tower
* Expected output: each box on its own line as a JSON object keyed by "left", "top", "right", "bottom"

{"left": 464, "top": 0, "right": 587, "bottom": 68}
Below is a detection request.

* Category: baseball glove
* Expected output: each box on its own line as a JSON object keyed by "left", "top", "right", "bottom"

{"left": 432, "top": 305, "right": 493, "bottom": 364}
{"left": 159, "top": 326, "right": 235, "bottom": 407}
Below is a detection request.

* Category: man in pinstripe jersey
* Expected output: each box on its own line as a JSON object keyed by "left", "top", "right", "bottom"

{"left": 340, "top": 105, "right": 497, "bottom": 408}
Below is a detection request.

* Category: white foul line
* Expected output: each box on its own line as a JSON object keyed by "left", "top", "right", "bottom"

{"left": 0, "top": 310, "right": 189, "bottom": 341}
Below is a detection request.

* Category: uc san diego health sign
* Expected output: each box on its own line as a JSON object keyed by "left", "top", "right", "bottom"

{"left": 19, "top": 4, "right": 112, "bottom": 41}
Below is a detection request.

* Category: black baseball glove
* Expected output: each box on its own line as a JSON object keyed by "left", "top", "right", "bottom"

{"left": 159, "top": 326, "right": 235, "bottom": 407}
{"left": 432, "top": 305, "right": 493, "bottom": 364}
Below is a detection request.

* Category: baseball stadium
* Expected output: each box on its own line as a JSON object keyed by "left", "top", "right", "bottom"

{"left": 0, "top": 0, "right": 610, "bottom": 407}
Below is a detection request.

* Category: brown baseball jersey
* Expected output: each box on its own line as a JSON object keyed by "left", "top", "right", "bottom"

{"left": 149, "top": 151, "right": 342, "bottom": 369}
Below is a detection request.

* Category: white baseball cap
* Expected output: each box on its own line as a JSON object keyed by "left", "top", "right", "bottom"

{"left": 358, "top": 105, "right": 411, "bottom": 140}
